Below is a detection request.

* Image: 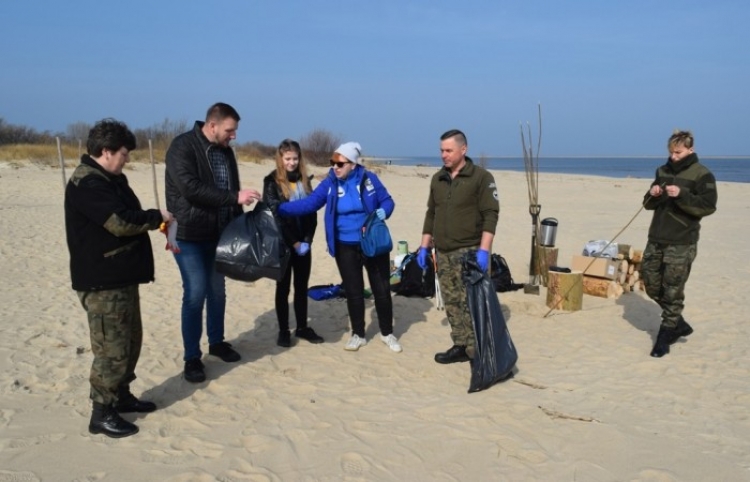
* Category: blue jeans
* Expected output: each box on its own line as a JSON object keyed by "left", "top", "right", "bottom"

{"left": 174, "top": 240, "right": 226, "bottom": 361}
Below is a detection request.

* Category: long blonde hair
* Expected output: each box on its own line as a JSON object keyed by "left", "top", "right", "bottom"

{"left": 274, "top": 139, "right": 312, "bottom": 200}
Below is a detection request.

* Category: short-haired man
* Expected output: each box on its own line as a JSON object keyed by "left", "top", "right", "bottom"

{"left": 65, "top": 118, "right": 173, "bottom": 437}
{"left": 165, "top": 102, "right": 261, "bottom": 383}
{"left": 417, "top": 129, "right": 499, "bottom": 366}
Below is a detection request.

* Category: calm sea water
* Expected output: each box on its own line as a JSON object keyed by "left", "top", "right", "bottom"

{"left": 380, "top": 157, "right": 750, "bottom": 183}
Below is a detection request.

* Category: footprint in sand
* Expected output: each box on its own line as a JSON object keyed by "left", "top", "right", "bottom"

{"left": 0, "top": 470, "right": 41, "bottom": 482}
{"left": 7, "top": 433, "right": 66, "bottom": 449}
{"left": 340, "top": 452, "right": 371, "bottom": 477}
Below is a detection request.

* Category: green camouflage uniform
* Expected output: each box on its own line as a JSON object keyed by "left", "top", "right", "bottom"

{"left": 436, "top": 247, "right": 476, "bottom": 348}
{"left": 422, "top": 158, "right": 500, "bottom": 353}
{"left": 641, "top": 153, "right": 717, "bottom": 328}
{"left": 78, "top": 286, "right": 142, "bottom": 404}
{"left": 65, "top": 155, "right": 162, "bottom": 404}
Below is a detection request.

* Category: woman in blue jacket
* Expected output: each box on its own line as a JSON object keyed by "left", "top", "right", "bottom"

{"left": 278, "top": 142, "right": 402, "bottom": 353}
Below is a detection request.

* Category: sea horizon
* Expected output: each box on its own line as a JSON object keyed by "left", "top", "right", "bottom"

{"left": 369, "top": 156, "right": 750, "bottom": 183}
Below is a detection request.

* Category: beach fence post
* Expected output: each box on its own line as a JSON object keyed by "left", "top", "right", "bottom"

{"left": 148, "top": 139, "right": 161, "bottom": 210}
{"left": 56, "top": 137, "right": 66, "bottom": 189}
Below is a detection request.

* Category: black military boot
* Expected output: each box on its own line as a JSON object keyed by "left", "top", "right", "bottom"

{"left": 89, "top": 402, "right": 139, "bottom": 438}
{"left": 114, "top": 387, "right": 157, "bottom": 413}
{"left": 673, "top": 316, "right": 694, "bottom": 340}
{"left": 650, "top": 326, "right": 676, "bottom": 358}
{"left": 434, "top": 345, "right": 470, "bottom": 364}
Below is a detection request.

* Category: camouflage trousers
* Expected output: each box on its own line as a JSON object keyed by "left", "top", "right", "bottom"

{"left": 640, "top": 242, "right": 697, "bottom": 328}
{"left": 77, "top": 285, "right": 142, "bottom": 405}
{"left": 436, "top": 247, "right": 475, "bottom": 352}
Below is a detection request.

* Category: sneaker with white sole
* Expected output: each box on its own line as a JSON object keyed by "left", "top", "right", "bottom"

{"left": 344, "top": 334, "right": 367, "bottom": 351}
{"left": 380, "top": 334, "right": 402, "bottom": 353}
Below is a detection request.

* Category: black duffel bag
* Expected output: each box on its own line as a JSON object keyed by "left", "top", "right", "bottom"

{"left": 215, "top": 202, "right": 291, "bottom": 282}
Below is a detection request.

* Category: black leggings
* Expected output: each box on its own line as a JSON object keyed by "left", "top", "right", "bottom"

{"left": 275, "top": 250, "right": 312, "bottom": 332}
{"left": 334, "top": 242, "right": 393, "bottom": 338}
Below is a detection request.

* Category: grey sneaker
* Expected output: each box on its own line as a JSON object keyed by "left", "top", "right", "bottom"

{"left": 344, "top": 334, "right": 367, "bottom": 351}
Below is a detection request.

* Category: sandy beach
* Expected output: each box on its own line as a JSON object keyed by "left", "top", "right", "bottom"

{"left": 1, "top": 159, "right": 748, "bottom": 481}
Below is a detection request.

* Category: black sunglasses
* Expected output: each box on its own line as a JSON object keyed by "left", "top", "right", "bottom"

{"left": 329, "top": 160, "right": 349, "bottom": 168}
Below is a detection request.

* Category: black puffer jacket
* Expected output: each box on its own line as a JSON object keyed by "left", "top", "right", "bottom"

{"left": 262, "top": 170, "right": 317, "bottom": 247}
{"left": 643, "top": 153, "right": 717, "bottom": 244}
{"left": 65, "top": 156, "right": 162, "bottom": 291}
{"left": 165, "top": 121, "right": 243, "bottom": 242}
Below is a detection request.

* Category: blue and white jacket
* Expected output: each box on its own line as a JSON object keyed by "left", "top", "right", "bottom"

{"left": 278, "top": 165, "right": 395, "bottom": 257}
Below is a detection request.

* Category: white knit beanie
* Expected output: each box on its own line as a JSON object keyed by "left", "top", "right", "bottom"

{"left": 334, "top": 142, "right": 363, "bottom": 165}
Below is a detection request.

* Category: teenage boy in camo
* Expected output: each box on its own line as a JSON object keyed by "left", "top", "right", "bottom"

{"left": 641, "top": 130, "right": 717, "bottom": 358}
{"left": 65, "top": 119, "right": 173, "bottom": 438}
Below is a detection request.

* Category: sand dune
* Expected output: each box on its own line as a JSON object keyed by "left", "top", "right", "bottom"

{"left": 0, "top": 160, "right": 748, "bottom": 481}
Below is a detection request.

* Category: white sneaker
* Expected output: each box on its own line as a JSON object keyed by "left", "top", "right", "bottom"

{"left": 344, "top": 334, "right": 367, "bottom": 351}
{"left": 380, "top": 334, "right": 402, "bottom": 353}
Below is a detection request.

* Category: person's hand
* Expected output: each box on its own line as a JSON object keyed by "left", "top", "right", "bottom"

{"left": 417, "top": 247, "right": 430, "bottom": 270}
{"left": 375, "top": 208, "right": 386, "bottom": 220}
{"left": 650, "top": 185, "right": 663, "bottom": 197}
{"left": 665, "top": 185, "right": 681, "bottom": 197}
{"left": 238, "top": 188, "right": 261, "bottom": 205}
{"left": 160, "top": 210, "right": 174, "bottom": 224}
{"left": 295, "top": 242, "right": 310, "bottom": 256}
{"left": 476, "top": 249, "right": 490, "bottom": 272}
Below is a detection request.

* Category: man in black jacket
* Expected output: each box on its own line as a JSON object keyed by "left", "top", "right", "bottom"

{"left": 642, "top": 130, "right": 717, "bottom": 357}
{"left": 165, "top": 102, "right": 260, "bottom": 383}
{"left": 65, "top": 118, "right": 173, "bottom": 438}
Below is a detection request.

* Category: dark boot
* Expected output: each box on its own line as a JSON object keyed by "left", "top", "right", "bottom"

{"left": 650, "top": 326, "right": 675, "bottom": 358}
{"left": 673, "top": 316, "right": 694, "bottom": 340}
{"left": 89, "top": 402, "right": 139, "bottom": 438}
{"left": 114, "top": 387, "right": 156, "bottom": 413}
{"left": 434, "top": 345, "right": 470, "bottom": 364}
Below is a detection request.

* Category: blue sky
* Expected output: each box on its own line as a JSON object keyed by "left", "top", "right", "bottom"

{"left": 1, "top": 1, "right": 748, "bottom": 157}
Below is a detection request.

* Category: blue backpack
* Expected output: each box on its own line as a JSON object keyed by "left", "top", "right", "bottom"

{"left": 360, "top": 211, "right": 393, "bottom": 257}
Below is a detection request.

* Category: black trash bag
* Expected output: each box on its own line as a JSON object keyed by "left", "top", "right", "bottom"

{"left": 215, "top": 202, "right": 291, "bottom": 282}
{"left": 461, "top": 250, "right": 518, "bottom": 393}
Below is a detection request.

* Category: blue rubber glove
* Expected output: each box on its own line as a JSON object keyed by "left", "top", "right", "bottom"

{"left": 295, "top": 242, "right": 310, "bottom": 256}
{"left": 416, "top": 247, "right": 430, "bottom": 270}
{"left": 476, "top": 249, "right": 490, "bottom": 272}
{"left": 375, "top": 208, "right": 386, "bottom": 220}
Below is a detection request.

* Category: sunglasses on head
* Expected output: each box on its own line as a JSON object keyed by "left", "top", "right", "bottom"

{"left": 329, "top": 160, "right": 349, "bottom": 168}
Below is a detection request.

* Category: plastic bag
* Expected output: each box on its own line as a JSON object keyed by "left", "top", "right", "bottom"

{"left": 215, "top": 202, "right": 291, "bottom": 282}
{"left": 582, "top": 240, "right": 618, "bottom": 258}
{"left": 462, "top": 250, "right": 518, "bottom": 393}
{"left": 308, "top": 284, "right": 344, "bottom": 301}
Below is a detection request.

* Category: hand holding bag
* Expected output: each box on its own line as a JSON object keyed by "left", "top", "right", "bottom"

{"left": 215, "top": 202, "right": 291, "bottom": 282}
{"left": 360, "top": 210, "right": 393, "bottom": 257}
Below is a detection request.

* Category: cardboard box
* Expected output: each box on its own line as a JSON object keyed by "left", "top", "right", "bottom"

{"left": 571, "top": 255, "right": 618, "bottom": 280}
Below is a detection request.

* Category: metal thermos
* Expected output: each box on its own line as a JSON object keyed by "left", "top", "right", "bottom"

{"left": 540, "top": 218, "right": 558, "bottom": 247}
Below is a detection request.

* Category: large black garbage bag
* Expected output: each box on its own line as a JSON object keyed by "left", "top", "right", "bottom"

{"left": 462, "top": 251, "right": 518, "bottom": 393}
{"left": 215, "top": 202, "right": 291, "bottom": 282}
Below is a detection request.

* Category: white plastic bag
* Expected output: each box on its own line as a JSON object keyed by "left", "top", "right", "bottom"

{"left": 582, "top": 240, "right": 618, "bottom": 258}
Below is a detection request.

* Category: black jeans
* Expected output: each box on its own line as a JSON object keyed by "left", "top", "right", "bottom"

{"left": 275, "top": 250, "right": 312, "bottom": 332}
{"left": 334, "top": 242, "right": 393, "bottom": 338}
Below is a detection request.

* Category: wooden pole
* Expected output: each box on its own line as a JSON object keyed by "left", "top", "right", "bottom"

{"left": 148, "top": 139, "right": 161, "bottom": 211}
{"left": 56, "top": 137, "right": 66, "bottom": 189}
